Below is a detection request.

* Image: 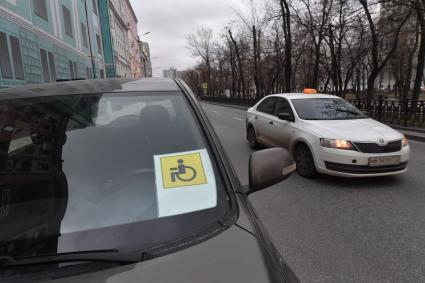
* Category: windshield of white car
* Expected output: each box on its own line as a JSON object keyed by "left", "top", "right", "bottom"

{"left": 291, "top": 98, "right": 368, "bottom": 120}
{"left": 0, "top": 91, "right": 230, "bottom": 260}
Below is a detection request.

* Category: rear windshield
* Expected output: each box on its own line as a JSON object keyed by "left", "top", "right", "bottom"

{"left": 0, "top": 91, "right": 229, "bottom": 258}
{"left": 291, "top": 98, "right": 368, "bottom": 120}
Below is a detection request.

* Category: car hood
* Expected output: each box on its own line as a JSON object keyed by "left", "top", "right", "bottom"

{"left": 48, "top": 225, "right": 279, "bottom": 283}
{"left": 302, "top": 118, "right": 403, "bottom": 142}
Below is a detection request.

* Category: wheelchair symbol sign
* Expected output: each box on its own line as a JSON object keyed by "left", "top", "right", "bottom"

{"left": 160, "top": 152, "right": 207, "bottom": 189}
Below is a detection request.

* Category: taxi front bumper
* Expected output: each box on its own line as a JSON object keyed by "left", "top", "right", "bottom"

{"left": 315, "top": 145, "right": 410, "bottom": 177}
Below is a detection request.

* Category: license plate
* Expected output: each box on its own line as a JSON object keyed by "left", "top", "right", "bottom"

{"left": 369, "top": 156, "right": 401, "bottom": 167}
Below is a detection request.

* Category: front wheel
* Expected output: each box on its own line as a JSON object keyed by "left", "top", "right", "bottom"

{"left": 247, "top": 127, "right": 260, "bottom": 149}
{"left": 295, "top": 144, "right": 317, "bottom": 178}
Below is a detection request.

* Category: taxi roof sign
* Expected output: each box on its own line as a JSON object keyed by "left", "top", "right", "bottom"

{"left": 304, "top": 88, "right": 317, "bottom": 94}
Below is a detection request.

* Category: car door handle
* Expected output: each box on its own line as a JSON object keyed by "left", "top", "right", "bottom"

{"left": 254, "top": 116, "right": 258, "bottom": 119}
{"left": 269, "top": 121, "right": 274, "bottom": 125}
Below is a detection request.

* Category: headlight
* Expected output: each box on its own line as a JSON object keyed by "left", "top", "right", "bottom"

{"left": 402, "top": 136, "right": 409, "bottom": 147}
{"left": 320, "top": 139, "right": 356, "bottom": 151}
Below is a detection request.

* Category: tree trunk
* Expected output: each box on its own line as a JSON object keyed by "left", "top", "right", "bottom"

{"left": 258, "top": 29, "right": 264, "bottom": 96}
{"left": 228, "top": 38, "right": 237, "bottom": 96}
{"left": 280, "top": 0, "right": 292, "bottom": 92}
{"left": 411, "top": 8, "right": 425, "bottom": 120}
{"left": 312, "top": 43, "right": 321, "bottom": 89}
{"left": 328, "top": 26, "right": 340, "bottom": 96}
{"left": 253, "top": 25, "right": 261, "bottom": 97}
{"left": 360, "top": 0, "right": 410, "bottom": 110}
{"left": 206, "top": 60, "right": 211, "bottom": 96}
{"left": 228, "top": 29, "right": 246, "bottom": 97}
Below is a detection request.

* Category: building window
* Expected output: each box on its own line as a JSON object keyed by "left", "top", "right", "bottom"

{"left": 69, "top": 60, "right": 74, "bottom": 79}
{"left": 40, "top": 49, "right": 50, "bottom": 82}
{"left": 0, "top": 32, "right": 12, "bottom": 79}
{"left": 86, "top": 67, "right": 91, "bottom": 79}
{"left": 92, "top": 0, "right": 98, "bottom": 15}
{"left": 48, "top": 52, "right": 56, "bottom": 82}
{"left": 73, "top": 62, "right": 78, "bottom": 78}
{"left": 34, "top": 0, "right": 48, "bottom": 21}
{"left": 9, "top": 36, "right": 24, "bottom": 80}
{"left": 100, "top": 69, "right": 104, "bottom": 78}
{"left": 63, "top": 5, "right": 73, "bottom": 37}
{"left": 96, "top": 34, "right": 102, "bottom": 55}
{"left": 80, "top": 23, "right": 88, "bottom": 48}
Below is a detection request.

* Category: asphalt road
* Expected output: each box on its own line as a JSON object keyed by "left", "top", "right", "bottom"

{"left": 201, "top": 102, "right": 425, "bottom": 283}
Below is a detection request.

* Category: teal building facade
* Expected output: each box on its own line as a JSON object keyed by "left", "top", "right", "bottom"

{"left": 0, "top": 0, "right": 106, "bottom": 88}
{"left": 98, "top": 0, "right": 115, "bottom": 78}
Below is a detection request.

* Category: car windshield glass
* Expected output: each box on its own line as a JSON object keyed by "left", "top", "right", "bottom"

{"left": 291, "top": 98, "right": 368, "bottom": 120}
{"left": 0, "top": 91, "right": 229, "bottom": 259}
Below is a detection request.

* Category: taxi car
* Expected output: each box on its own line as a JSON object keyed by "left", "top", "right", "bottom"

{"left": 0, "top": 78, "right": 298, "bottom": 282}
{"left": 246, "top": 91, "right": 410, "bottom": 178}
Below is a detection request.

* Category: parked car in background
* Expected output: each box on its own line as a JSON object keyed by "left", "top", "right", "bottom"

{"left": 246, "top": 92, "right": 410, "bottom": 178}
{"left": 0, "top": 78, "right": 299, "bottom": 282}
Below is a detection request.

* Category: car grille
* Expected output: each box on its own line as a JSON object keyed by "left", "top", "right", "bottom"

{"left": 354, "top": 140, "right": 402, "bottom": 153}
{"left": 325, "top": 161, "right": 408, "bottom": 174}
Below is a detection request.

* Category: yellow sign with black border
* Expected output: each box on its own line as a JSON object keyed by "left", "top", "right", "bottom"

{"left": 160, "top": 152, "right": 207, "bottom": 189}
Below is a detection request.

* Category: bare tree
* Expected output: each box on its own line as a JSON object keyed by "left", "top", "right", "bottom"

{"left": 183, "top": 0, "right": 424, "bottom": 124}
{"left": 410, "top": 0, "right": 425, "bottom": 120}
{"left": 233, "top": 0, "right": 270, "bottom": 97}
{"left": 228, "top": 29, "right": 247, "bottom": 97}
{"left": 186, "top": 27, "right": 214, "bottom": 93}
{"left": 358, "top": 0, "right": 411, "bottom": 109}
{"left": 226, "top": 35, "right": 238, "bottom": 96}
{"left": 293, "top": 0, "right": 334, "bottom": 89}
{"left": 279, "top": 0, "right": 293, "bottom": 92}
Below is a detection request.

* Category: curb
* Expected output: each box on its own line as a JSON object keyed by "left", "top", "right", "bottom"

{"left": 201, "top": 101, "right": 425, "bottom": 143}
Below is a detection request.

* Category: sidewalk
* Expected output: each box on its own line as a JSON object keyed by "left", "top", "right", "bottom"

{"left": 201, "top": 101, "right": 425, "bottom": 143}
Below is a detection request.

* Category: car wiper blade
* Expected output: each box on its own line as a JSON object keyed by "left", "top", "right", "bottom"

{"left": 335, "top": 108, "right": 361, "bottom": 116}
{"left": 0, "top": 249, "right": 141, "bottom": 268}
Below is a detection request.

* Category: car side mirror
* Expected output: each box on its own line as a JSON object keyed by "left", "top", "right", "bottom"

{"left": 248, "top": 148, "right": 296, "bottom": 195}
{"left": 277, "top": 113, "right": 295, "bottom": 122}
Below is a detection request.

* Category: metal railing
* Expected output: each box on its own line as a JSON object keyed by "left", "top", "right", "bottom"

{"left": 348, "top": 99, "right": 425, "bottom": 127}
{"left": 201, "top": 96, "right": 260, "bottom": 108}
{"left": 201, "top": 96, "right": 425, "bottom": 127}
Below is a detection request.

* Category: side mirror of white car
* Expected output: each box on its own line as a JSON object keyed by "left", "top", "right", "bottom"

{"left": 277, "top": 113, "right": 295, "bottom": 122}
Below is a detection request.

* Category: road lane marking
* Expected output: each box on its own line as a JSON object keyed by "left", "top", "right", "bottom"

{"left": 234, "top": 117, "right": 244, "bottom": 121}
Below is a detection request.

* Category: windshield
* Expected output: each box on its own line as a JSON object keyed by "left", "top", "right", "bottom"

{"left": 291, "top": 98, "right": 368, "bottom": 120}
{"left": 0, "top": 91, "right": 229, "bottom": 259}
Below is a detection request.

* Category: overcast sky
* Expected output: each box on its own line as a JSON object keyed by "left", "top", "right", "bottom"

{"left": 129, "top": 0, "right": 242, "bottom": 77}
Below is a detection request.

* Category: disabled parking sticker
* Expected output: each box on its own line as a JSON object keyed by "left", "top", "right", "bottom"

{"left": 161, "top": 152, "right": 207, "bottom": 189}
{"left": 154, "top": 149, "right": 217, "bottom": 217}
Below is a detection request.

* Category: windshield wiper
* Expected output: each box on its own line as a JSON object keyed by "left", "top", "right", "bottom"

{"left": 335, "top": 108, "right": 362, "bottom": 116}
{"left": 0, "top": 249, "right": 141, "bottom": 268}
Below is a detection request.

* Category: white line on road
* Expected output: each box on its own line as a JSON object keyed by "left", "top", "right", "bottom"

{"left": 234, "top": 117, "right": 244, "bottom": 121}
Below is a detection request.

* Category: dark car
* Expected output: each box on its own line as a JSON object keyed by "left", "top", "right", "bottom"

{"left": 0, "top": 78, "right": 299, "bottom": 283}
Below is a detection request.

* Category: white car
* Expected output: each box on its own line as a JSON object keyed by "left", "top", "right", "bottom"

{"left": 246, "top": 93, "right": 410, "bottom": 178}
